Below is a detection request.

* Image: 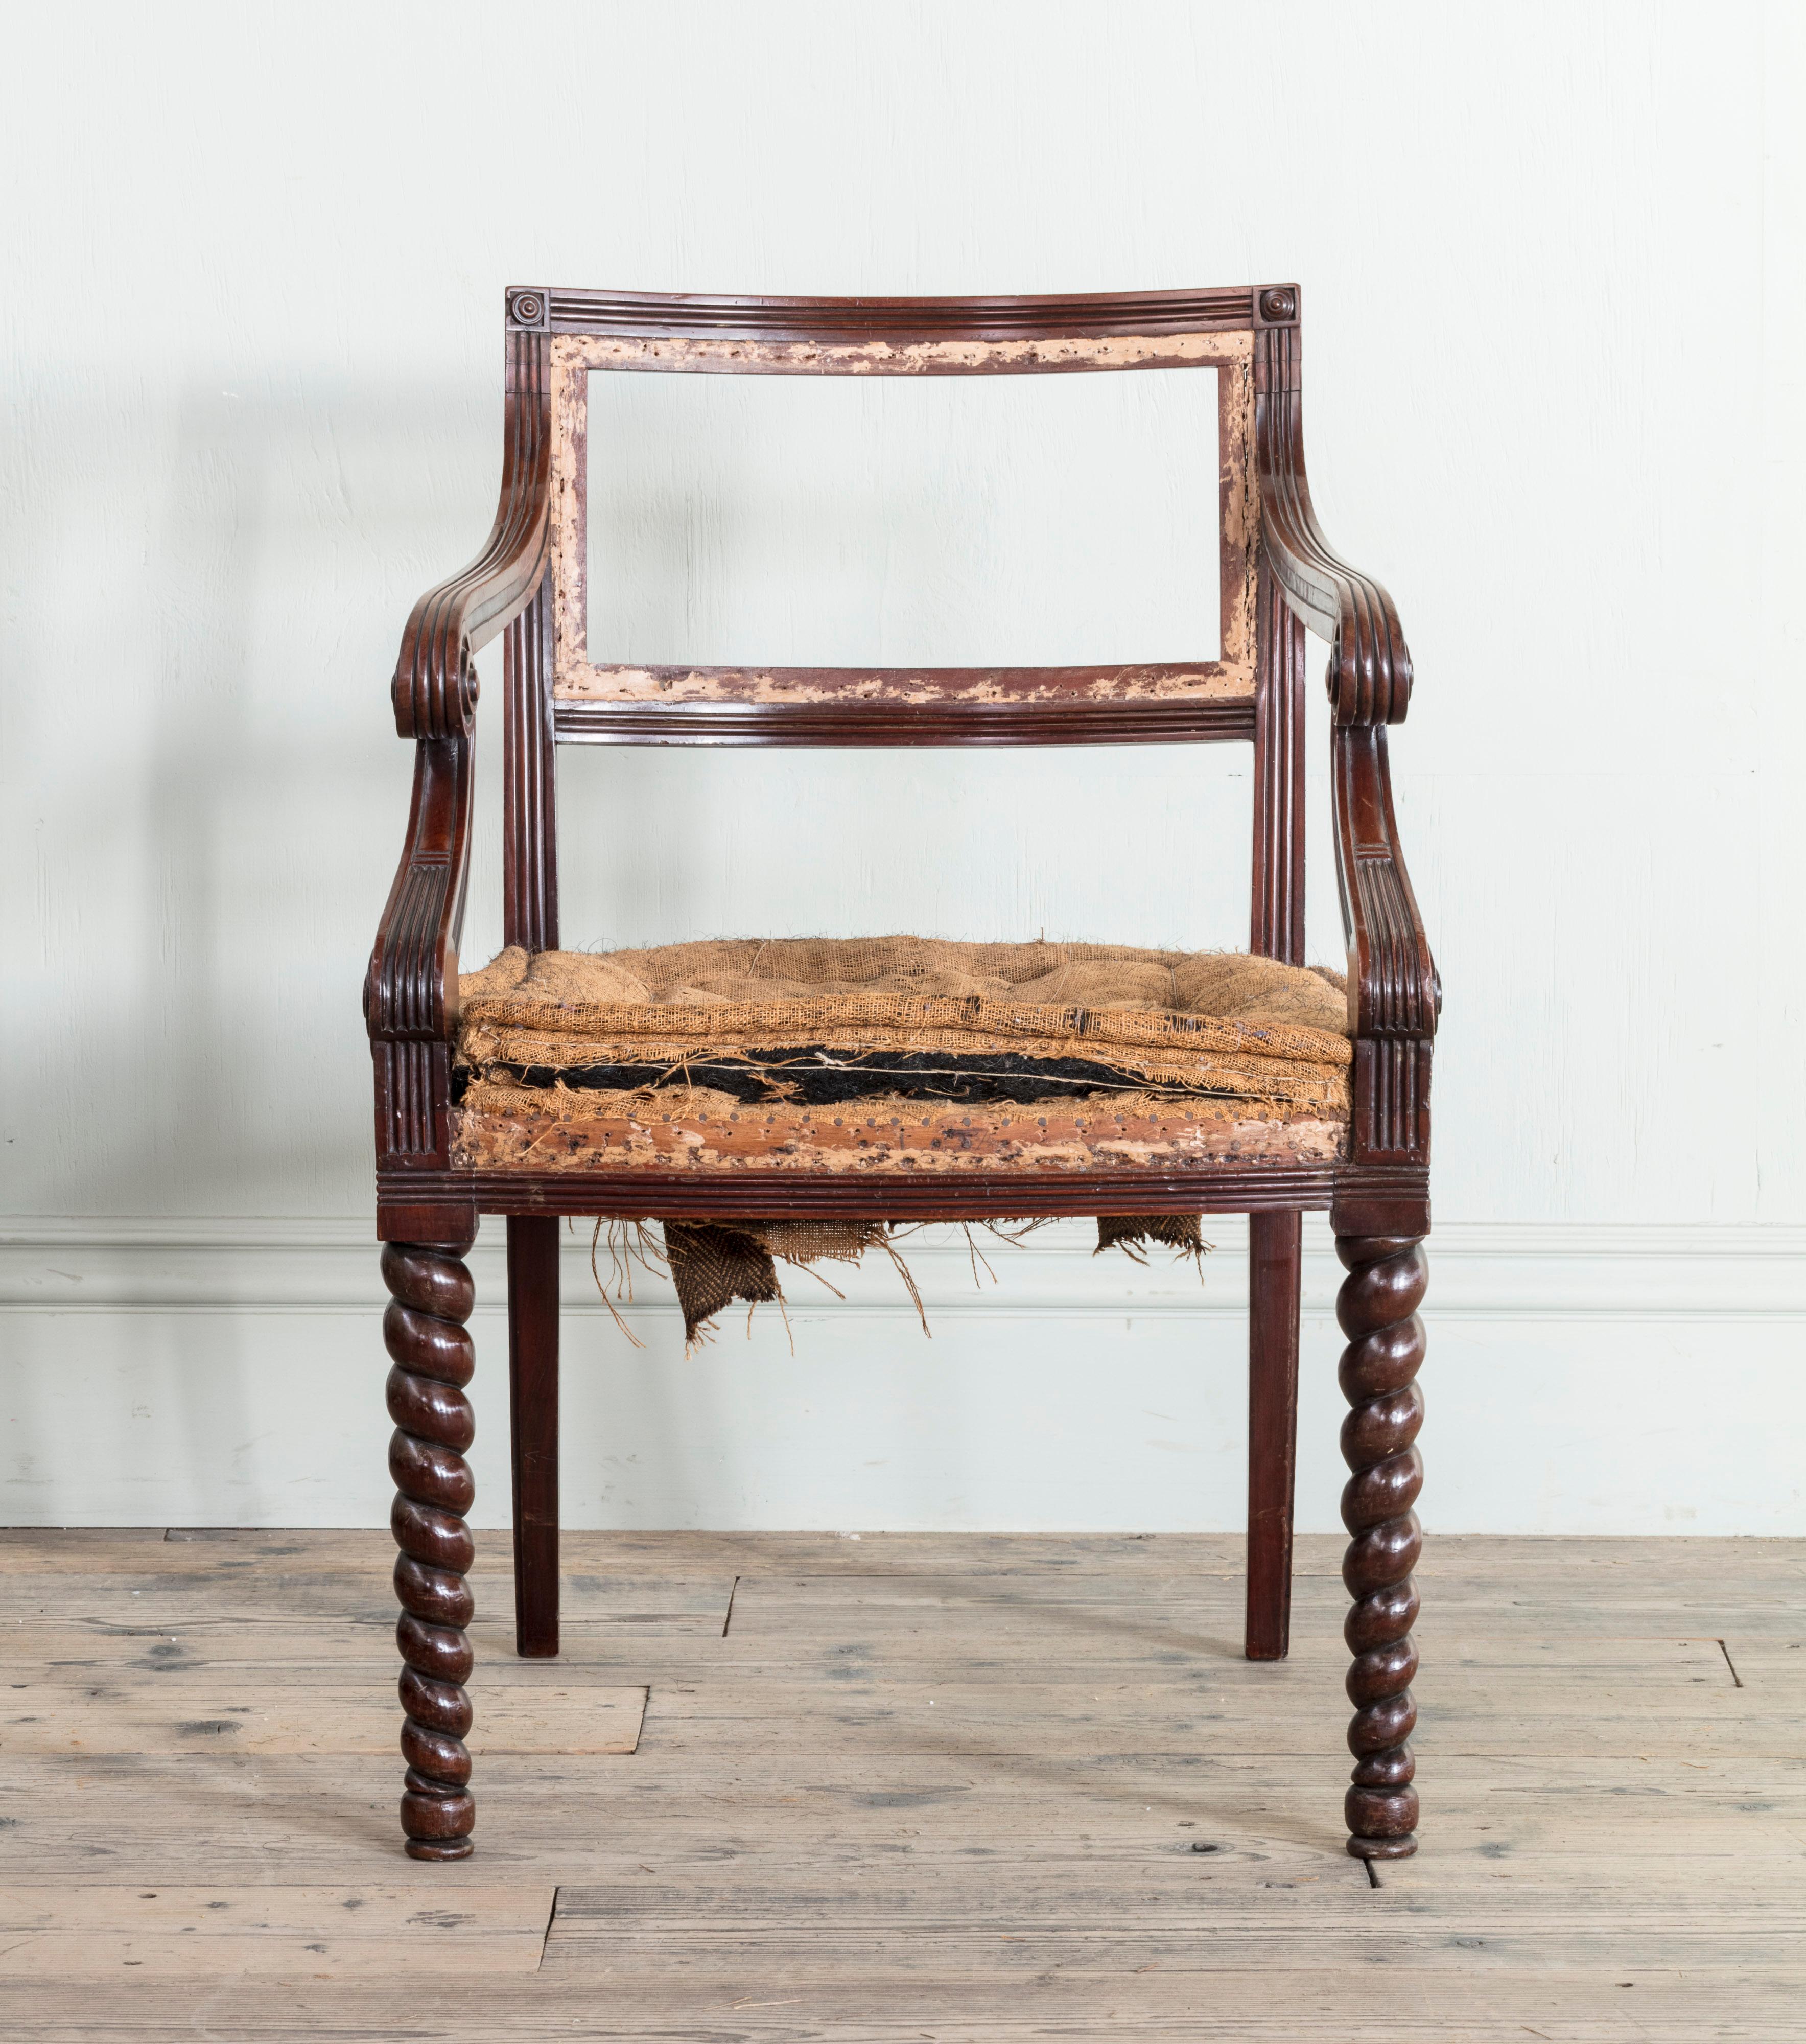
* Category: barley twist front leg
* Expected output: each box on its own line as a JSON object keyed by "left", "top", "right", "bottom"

{"left": 1335, "top": 1233, "right": 1426, "bottom": 1861}
{"left": 382, "top": 1237, "right": 478, "bottom": 1861}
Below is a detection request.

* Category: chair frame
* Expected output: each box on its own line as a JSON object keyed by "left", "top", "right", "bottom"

{"left": 367, "top": 285, "right": 1439, "bottom": 1866}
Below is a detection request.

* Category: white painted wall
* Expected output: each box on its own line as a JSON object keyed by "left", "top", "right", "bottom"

{"left": 4, "top": 2, "right": 1803, "bottom": 1533}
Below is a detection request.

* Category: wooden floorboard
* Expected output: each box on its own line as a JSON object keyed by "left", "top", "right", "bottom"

{"left": 0, "top": 1531, "right": 1802, "bottom": 2039}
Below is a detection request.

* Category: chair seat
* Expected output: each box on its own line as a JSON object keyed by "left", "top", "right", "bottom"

{"left": 452, "top": 937, "right": 1350, "bottom": 1176}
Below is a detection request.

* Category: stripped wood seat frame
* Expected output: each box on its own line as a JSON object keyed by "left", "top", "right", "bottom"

{"left": 367, "top": 285, "right": 1439, "bottom": 1866}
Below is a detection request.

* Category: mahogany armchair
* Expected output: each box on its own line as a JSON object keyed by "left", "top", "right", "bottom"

{"left": 367, "top": 285, "right": 1438, "bottom": 1866}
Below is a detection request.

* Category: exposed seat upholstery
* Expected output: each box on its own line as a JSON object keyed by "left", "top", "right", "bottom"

{"left": 452, "top": 937, "right": 1351, "bottom": 1176}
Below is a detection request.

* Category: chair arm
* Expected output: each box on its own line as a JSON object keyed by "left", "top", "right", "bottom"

{"left": 1255, "top": 315, "right": 1412, "bottom": 728}
{"left": 1333, "top": 724, "right": 1439, "bottom": 1048}
{"left": 370, "top": 328, "right": 551, "bottom": 1043}
{"left": 391, "top": 332, "right": 551, "bottom": 741}
{"left": 1333, "top": 719, "right": 1439, "bottom": 1164}
{"left": 1250, "top": 304, "right": 1438, "bottom": 1159}
{"left": 1251, "top": 305, "right": 1436, "bottom": 1039}
{"left": 365, "top": 738, "right": 473, "bottom": 1044}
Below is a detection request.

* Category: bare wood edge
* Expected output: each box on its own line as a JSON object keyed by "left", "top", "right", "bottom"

{"left": 550, "top": 329, "right": 1256, "bottom": 374}
{"left": 1220, "top": 351, "right": 1257, "bottom": 672}
{"left": 554, "top": 664, "right": 1253, "bottom": 708}
{"left": 550, "top": 337, "right": 1256, "bottom": 708}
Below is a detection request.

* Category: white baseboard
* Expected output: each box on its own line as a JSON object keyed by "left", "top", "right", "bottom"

{"left": 2, "top": 1219, "right": 1803, "bottom": 1535}
{"left": 5, "top": 1216, "right": 1804, "bottom": 1317}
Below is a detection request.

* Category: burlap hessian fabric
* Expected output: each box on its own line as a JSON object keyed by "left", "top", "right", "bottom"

{"left": 659, "top": 1219, "right": 899, "bottom": 1346}
{"left": 459, "top": 937, "right": 1350, "bottom": 1112}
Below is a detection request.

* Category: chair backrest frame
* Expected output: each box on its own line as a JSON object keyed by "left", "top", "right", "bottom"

{"left": 499, "top": 285, "right": 1306, "bottom": 967}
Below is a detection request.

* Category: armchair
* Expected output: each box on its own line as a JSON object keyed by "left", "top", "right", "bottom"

{"left": 366, "top": 284, "right": 1438, "bottom": 1866}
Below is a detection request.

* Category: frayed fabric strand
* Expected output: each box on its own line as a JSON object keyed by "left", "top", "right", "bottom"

{"left": 591, "top": 1216, "right": 1209, "bottom": 1349}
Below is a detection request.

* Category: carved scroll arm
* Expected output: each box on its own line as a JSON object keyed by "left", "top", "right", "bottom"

{"left": 1255, "top": 319, "right": 1412, "bottom": 730}
{"left": 1330, "top": 727, "right": 1439, "bottom": 1167}
{"left": 370, "top": 329, "right": 550, "bottom": 1047}
{"left": 1332, "top": 725, "right": 1439, "bottom": 1048}
{"left": 1252, "top": 311, "right": 1438, "bottom": 1154}
{"left": 390, "top": 382, "right": 550, "bottom": 744}
{"left": 365, "top": 737, "right": 474, "bottom": 1047}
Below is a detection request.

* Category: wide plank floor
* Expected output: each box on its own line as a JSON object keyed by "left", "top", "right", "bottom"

{"left": 0, "top": 1529, "right": 1802, "bottom": 2039}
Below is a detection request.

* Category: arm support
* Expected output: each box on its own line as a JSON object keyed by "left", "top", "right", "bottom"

{"left": 1254, "top": 308, "right": 1439, "bottom": 1159}
{"left": 366, "top": 736, "right": 474, "bottom": 1044}
{"left": 1333, "top": 724, "right": 1440, "bottom": 1161}
{"left": 369, "top": 328, "right": 550, "bottom": 1049}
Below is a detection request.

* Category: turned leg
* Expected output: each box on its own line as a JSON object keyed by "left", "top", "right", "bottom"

{"left": 1245, "top": 1211, "right": 1302, "bottom": 1660}
{"left": 382, "top": 1236, "right": 478, "bottom": 1861}
{"left": 507, "top": 1216, "right": 561, "bottom": 1658}
{"left": 1334, "top": 1232, "right": 1427, "bottom": 1860}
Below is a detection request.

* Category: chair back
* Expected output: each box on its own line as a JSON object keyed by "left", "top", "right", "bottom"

{"left": 497, "top": 286, "right": 1307, "bottom": 962}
